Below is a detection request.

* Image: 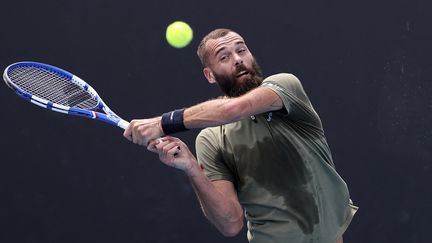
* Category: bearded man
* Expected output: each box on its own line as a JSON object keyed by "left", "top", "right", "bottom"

{"left": 124, "top": 28, "right": 358, "bottom": 243}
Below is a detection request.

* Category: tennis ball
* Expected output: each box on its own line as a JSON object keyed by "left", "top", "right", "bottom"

{"left": 166, "top": 21, "right": 193, "bottom": 48}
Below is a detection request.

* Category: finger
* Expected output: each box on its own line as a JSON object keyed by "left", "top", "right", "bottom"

{"left": 166, "top": 136, "right": 186, "bottom": 148}
{"left": 144, "top": 130, "right": 165, "bottom": 147}
{"left": 123, "top": 121, "right": 133, "bottom": 141}
{"left": 173, "top": 146, "right": 181, "bottom": 157}
{"left": 147, "top": 141, "right": 158, "bottom": 152}
{"left": 144, "top": 138, "right": 150, "bottom": 147}
{"left": 154, "top": 138, "right": 170, "bottom": 149}
{"left": 161, "top": 141, "right": 179, "bottom": 155}
{"left": 147, "top": 138, "right": 165, "bottom": 152}
{"left": 132, "top": 124, "right": 143, "bottom": 145}
{"left": 168, "top": 145, "right": 181, "bottom": 158}
{"left": 161, "top": 137, "right": 185, "bottom": 155}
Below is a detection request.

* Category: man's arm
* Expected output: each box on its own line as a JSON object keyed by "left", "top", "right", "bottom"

{"left": 124, "top": 86, "right": 283, "bottom": 145}
{"left": 188, "top": 168, "right": 244, "bottom": 236}
{"left": 147, "top": 137, "right": 244, "bottom": 236}
{"left": 183, "top": 86, "right": 282, "bottom": 128}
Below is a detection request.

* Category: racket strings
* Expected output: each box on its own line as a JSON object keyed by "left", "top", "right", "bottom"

{"left": 10, "top": 67, "right": 70, "bottom": 99}
{"left": 12, "top": 67, "right": 77, "bottom": 100}
{"left": 8, "top": 67, "right": 98, "bottom": 109}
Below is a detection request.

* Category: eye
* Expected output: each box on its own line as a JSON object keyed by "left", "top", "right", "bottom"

{"left": 237, "top": 48, "right": 247, "bottom": 54}
{"left": 219, "top": 54, "right": 229, "bottom": 62}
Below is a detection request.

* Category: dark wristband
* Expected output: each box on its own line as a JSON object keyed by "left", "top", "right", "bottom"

{"left": 161, "top": 109, "right": 188, "bottom": 135}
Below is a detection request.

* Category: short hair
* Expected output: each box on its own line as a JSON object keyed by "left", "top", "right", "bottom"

{"left": 197, "top": 28, "right": 234, "bottom": 67}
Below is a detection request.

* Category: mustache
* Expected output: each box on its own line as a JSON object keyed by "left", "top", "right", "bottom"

{"left": 235, "top": 63, "right": 251, "bottom": 73}
{"left": 233, "top": 63, "right": 256, "bottom": 79}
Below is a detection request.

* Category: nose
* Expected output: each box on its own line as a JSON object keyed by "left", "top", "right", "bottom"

{"left": 233, "top": 53, "right": 243, "bottom": 66}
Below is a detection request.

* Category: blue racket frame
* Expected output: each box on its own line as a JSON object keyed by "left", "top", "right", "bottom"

{"left": 3, "top": 61, "right": 129, "bottom": 129}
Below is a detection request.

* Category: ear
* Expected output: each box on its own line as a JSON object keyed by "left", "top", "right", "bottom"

{"left": 203, "top": 67, "right": 216, "bottom": 84}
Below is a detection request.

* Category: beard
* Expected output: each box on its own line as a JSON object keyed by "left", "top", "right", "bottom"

{"left": 212, "top": 59, "right": 263, "bottom": 97}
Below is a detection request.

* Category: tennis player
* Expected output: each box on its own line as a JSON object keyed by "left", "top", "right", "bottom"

{"left": 124, "top": 28, "right": 358, "bottom": 243}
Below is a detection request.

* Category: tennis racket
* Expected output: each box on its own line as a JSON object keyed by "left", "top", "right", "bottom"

{"left": 3, "top": 61, "right": 129, "bottom": 129}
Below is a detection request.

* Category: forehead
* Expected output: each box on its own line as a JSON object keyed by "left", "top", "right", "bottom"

{"left": 205, "top": 32, "right": 246, "bottom": 56}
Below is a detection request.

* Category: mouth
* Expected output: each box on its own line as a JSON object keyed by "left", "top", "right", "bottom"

{"left": 236, "top": 70, "right": 249, "bottom": 78}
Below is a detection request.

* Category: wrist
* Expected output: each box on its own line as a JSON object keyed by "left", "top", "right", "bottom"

{"left": 184, "top": 160, "right": 202, "bottom": 178}
{"left": 157, "top": 116, "right": 165, "bottom": 136}
{"left": 161, "top": 108, "right": 189, "bottom": 135}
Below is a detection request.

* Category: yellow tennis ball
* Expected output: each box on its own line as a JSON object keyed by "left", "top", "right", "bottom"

{"left": 166, "top": 21, "right": 193, "bottom": 48}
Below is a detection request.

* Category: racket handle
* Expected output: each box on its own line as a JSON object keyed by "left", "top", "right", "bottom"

{"left": 118, "top": 120, "right": 130, "bottom": 130}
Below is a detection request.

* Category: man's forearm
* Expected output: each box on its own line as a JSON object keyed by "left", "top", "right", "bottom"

{"left": 183, "top": 98, "right": 249, "bottom": 129}
{"left": 182, "top": 87, "right": 283, "bottom": 130}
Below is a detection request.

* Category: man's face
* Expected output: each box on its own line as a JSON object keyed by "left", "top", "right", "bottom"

{"left": 204, "top": 32, "right": 263, "bottom": 97}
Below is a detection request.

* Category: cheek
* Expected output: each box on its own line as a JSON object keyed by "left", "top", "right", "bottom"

{"left": 216, "top": 65, "right": 234, "bottom": 75}
{"left": 243, "top": 55, "right": 254, "bottom": 66}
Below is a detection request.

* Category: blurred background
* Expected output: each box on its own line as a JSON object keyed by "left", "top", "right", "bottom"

{"left": 1, "top": 0, "right": 431, "bottom": 242}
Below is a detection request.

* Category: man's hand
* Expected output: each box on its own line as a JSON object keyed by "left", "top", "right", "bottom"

{"left": 147, "top": 136, "right": 198, "bottom": 174}
{"left": 123, "top": 117, "right": 164, "bottom": 146}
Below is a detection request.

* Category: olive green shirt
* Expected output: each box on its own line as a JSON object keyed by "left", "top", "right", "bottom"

{"left": 195, "top": 73, "right": 357, "bottom": 243}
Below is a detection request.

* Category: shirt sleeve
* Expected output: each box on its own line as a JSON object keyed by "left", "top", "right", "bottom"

{"left": 261, "top": 73, "right": 322, "bottom": 128}
{"left": 195, "top": 128, "right": 235, "bottom": 182}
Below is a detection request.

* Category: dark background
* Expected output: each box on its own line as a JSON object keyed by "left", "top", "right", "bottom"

{"left": 1, "top": 0, "right": 431, "bottom": 242}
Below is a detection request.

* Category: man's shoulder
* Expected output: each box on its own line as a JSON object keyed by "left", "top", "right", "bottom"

{"left": 197, "top": 126, "right": 220, "bottom": 136}
{"left": 195, "top": 126, "right": 223, "bottom": 152}
{"left": 263, "top": 73, "right": 302, "bottom": 88}
{"left": 264, "top": 73, "right": 299, "bottom": 81}
{"left": 262, "top": 73, "right": 305, "bottom": 96}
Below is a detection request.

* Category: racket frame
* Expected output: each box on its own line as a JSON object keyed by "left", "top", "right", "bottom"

{"left": 3, "top": 61, "right": 129, "bottom": 129}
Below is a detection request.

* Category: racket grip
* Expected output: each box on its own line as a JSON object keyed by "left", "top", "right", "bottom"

{"left": 118, "top": 119, "right": 130, "bottom": 130}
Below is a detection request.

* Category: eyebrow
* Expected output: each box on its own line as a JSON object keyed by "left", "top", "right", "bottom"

{"left": 214, "top": 40, "right": 245, "bottom": 57}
